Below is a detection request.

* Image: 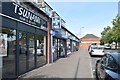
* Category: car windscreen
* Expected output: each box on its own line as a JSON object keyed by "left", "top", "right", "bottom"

{"left": 92, "top": 47, "right": 98, "bottom": 49}
{"left": 92, "top": 46, "right": 104, "bottom": 49}
{"left": 97, "top": 47, "right": 104, "bottom": 49}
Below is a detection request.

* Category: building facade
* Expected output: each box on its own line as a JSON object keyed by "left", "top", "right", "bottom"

{"left": 0, "top": 0, "right": 79, "bottom": 79}
{"left": 80, "top": 34, "right": 100, "bottom": 49}
{"left": 0, "top": 1, "right": 49, "bottom": 79}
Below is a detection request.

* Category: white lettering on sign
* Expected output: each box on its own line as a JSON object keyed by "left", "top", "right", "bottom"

{"left": 13, "top": 2, "right": 41, "bottom": 24}
{"left": 54, "top": 25, "right": 59, "bottom": 29}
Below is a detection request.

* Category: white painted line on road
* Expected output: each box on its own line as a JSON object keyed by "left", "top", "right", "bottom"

{"left": 89, "top": 57, "right": 94, "bottom": 78}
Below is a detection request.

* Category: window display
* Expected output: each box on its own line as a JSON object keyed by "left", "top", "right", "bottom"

{"left": 1, "top": 27, "right": 16, "bottom": 78}
{"left": 0, "top": 33, "right": 7, "bottom": 56}
{"left": 36, "top": 35, "right": 46, "bottom": 67}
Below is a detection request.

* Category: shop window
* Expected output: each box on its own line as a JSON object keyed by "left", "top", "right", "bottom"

{"left": 41, "top": 19, "right": 47, "bottom": 28}
{"left": 59, "top": 40, "right": 65, "bottom": 57}
{"left": 19, "top": 32, "right": 27, "bottom": 74}
{"left": 52, "top": 38, "right": 58, "bottom": 61}
{"left": 28, "top": 33, "right": 35, "bottom": 70}
{"left": 36, "top": 35, "right": 46, "bottom": 67}
{"left": 67, "top": 39, "right": 71, "bottom": 53}
{"left": 1, "top": 27, "right": 16, "bottom": 78}
{"left": 53, "top": 38, "right": 66, "bottom": 60}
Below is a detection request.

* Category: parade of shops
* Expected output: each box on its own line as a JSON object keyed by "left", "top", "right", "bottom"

{"left": 0, "top": 0, "right": 79, "bottom": 79}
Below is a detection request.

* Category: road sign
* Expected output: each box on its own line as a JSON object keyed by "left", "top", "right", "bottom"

{"left": 52, "top": 17, "right": 61, "bottom": 30}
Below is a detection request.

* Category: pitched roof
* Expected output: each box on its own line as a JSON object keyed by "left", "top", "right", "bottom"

{"left": 81, "top": 34, "right": 99, "bottom": 39}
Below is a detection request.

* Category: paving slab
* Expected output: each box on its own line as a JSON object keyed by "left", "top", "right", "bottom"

{"left": 20, "top": 49, "right": 93, "bottom": 79}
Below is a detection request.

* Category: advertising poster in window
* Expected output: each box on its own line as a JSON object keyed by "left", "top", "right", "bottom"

{"left": 0, "top": 33, "right": 7, "bottom": 56}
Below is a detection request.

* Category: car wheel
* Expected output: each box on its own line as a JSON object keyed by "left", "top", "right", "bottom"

{"left": 90, "top": 52, "right": 93, "bottom": 57}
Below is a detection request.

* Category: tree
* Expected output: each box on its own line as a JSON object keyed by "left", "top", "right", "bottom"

{"left": 101, "top": 26, "right": 111, "bottom": 36}
{"left": 112, "top": 15, "right": 120, "bottom": 48}
{"left": 101, "top": 26, "right": 113, "bottom": 45}
{"left": 101, "top": 15, "right": 120, "bottom": 49}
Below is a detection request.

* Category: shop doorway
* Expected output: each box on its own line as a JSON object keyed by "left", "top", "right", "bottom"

{"left": 59, "top": 39, "right": 66, "bottom": 57}
{"left": 18, "top": 31, "right": 35, "bottom": 75}
{"left": 52, "top": 38, "right": 66, "bottom": 61}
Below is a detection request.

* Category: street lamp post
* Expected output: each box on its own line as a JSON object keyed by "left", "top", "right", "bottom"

{"left": 79, "top": 27, "right": 84, "bottom": 38}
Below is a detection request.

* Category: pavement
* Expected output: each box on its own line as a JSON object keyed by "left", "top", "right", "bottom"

{"left": 19, "top": 49, "right": 93, "bottom": 79}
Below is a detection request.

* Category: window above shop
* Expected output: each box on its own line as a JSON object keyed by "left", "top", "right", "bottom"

{"left": 52, "top": 11, "right": 60, "bottom": 17}
{"left": 61, "top": 19, "right": 66, "bottom": 27}
{"left": 61, "top": 29, "right": 66, "bottom": 36}
{"left": 37, "top": 0, "right": 53, "bottom": 17}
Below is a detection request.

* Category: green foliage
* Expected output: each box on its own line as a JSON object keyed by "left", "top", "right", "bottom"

{"left": 101, "top": 15, "right": 120, "bottom": 45}
{"left": 112, "top": 15, "right": 120, "bottom": 42}
{"left": 101, "top": 26, "right": 113, "bottom": 44}
{"left": 2, "top": 28, "right": 14, "bottom": 37}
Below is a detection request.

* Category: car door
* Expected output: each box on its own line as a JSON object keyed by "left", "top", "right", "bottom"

{"left": 99, "top": 54, "right": 109, "bottom": 79}
{"left": 105, "top": 55, "right": 119, "bottom": 79}
{"left": 100, "top": 54, "right": 119, "bottom": 79}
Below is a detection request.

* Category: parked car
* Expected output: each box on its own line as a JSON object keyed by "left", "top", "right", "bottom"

{"left": 95, "top": 52, "right": 120, "bottom": 80}
{"left": 32, "top": 43, "right": 44, "bottom": 56}
{"left": 88, "top": 45, "right": 105, "bottom": 56}
{"left": 104, "top": 45, "right": 111, "bottom": 49}
{"left": 32, "top": 48, "right": 43, "bottom": 56}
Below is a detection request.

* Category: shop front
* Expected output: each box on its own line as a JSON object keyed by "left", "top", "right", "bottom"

{"left": 67, "top": 39, "right": 71, "bottom": 55}
{"left": 72, "top": 40, "right": 79, "bottom": 52}
{"left": 66, "top": 31, "right": 79, "bottom": 54}
{"left": 51, "top": 16, "right": 67, "bottom": 62}
{"left": 0, "top": 2, "right": 48, "bottom": 79}
{"left": 52, "top": 31, "right": 67, "bottom": 61}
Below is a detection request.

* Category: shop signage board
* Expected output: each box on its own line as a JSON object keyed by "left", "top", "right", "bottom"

{"left": 2, "top": 2, "right": 47, "bottom": 30}
{"left": 52, "top": 17, "right": 61, "bottom": 30}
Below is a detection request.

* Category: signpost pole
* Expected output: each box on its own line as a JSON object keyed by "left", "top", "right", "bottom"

{"left": 50, "top": 32, "right": 53, "bottom": 63}
{"left": 50, "top": 17, "right": 61, "bottom": 63}
{"left": 47, "top": 18, "right": 51, "bottom": 64}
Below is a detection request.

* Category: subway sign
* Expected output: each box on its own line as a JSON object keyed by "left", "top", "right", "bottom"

{"left": 2, "top": 2, "right": 47, "bottom": 30}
